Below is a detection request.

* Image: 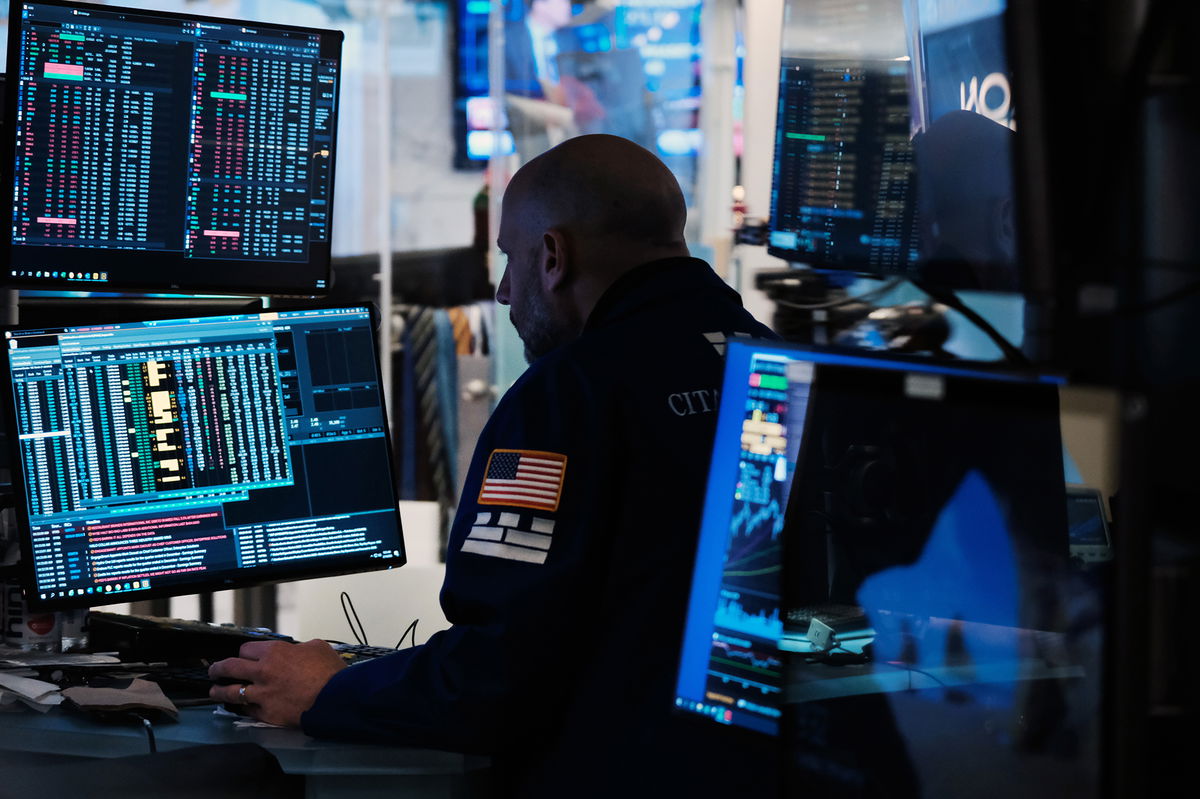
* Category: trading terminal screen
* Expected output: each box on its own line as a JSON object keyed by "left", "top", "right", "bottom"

{"left": 3, "top": 0, "right": 342, "bottom": 295}
{"left": 3, "top": 306, "right": 405, "bottom": 611}
{"left": 673, "top": 340, "right": 812, "bottom": 735}
{"left": 767, "top": 0, "right": 1021, "bottom": 292}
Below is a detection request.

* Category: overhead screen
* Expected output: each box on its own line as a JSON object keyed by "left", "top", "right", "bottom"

{"left": 2, "top": 0, "right": 342, "bottom": 296}
{"left": 3, "top": 306, "right": 405, "bottom": 611}
{"left": 768, "top": 0, "right": 1021, "bottom": 292}
{"left": 485, "top": 0, "right": 706, "bottom": 167}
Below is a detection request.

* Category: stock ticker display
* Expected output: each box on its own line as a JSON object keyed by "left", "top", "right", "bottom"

{"left": 766, "top": 0, "right": 1023, "bottom": 291}
{"left": 675, "top": 344, "right": 815, "bottom": 735}
{"left": 5, "top": 307, "right": 404, "bottom": 609}
{"left": 6, "top": 1, "right": 340, "bottom": 293}
{"left": 767, "top": 58, "right": 920, "bottom": 274}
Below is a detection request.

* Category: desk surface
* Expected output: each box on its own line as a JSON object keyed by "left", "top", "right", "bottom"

{"left": 0, "top": 704, "right": 489, "bottom": 794}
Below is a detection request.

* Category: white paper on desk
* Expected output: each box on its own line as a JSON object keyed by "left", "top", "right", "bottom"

{"left": 0, "top": 647, "right": 121, "bottom": 668}
{"left": 212, "top": 705, "right": 286, "bottom": 729}
{"left": 0, "top": 673, "right": 64, "bottom": 712}
{"left": 0, "top": 691, "right": 60, "bottom": 713}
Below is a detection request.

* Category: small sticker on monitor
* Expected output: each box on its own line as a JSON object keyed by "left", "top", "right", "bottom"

{"left": 904, "top": 373, "right": 945, "bottom": 400}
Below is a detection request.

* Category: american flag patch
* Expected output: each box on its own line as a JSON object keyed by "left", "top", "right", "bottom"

{"left": 478, "top": 449, "right": 567, "bottom": 511}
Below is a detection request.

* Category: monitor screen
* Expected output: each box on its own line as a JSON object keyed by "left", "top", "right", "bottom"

{"left": 3, "top": 306, "right": 405, "bottom": 611}
{"left": 771, "top": 348, "right": 1104, "bottom": 798}
{"left": 675, "top": 337, "right": 1108, "bottom": 794}
{"left": 672, "top": 341, "right": 798, "bottom": 735}
{"left": 495, "top": 0, "right": 705, "bottom": 171}
{"left": 1066, "top": 487, "right": 1109, "bottom": 548}
{"left": 768, "top": 0, "right": 1021, "bottom": 292}
{"left": 674, "top": 338, "right": 1072, "bottom": 741}
{"left": 2, "top": 0, "right": 342, "bottom": 296}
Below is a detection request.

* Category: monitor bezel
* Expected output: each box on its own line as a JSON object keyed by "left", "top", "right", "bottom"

{"left": 1, "top": 302, "right": 407, "bottom": 612}
{"left": 1, "top": 0, "right": 344, "bottom": 298}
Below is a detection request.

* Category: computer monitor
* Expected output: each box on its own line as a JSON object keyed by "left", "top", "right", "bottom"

{"left": 767, "top": 0, "right": 1022, "bottom": 292}
{"left": 769, "top": 347, "right": 1104, "bottom": 798}
{"left": 674, "top": 339, "right": 1075, "bottom": 736}
{"left": 2, "top": 305, "right": 405, "bottom": 611}
{"left": 2, "top": 0, "right": 342, "bottom": 296}
{"left": 1066, "top": 485, "right": 1112, "bottom": 565}
{"left": 672, "top": 340, "right": 807, "bottom": 735}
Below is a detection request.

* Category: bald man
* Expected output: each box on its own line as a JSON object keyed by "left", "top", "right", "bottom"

{"left": 210, "top": 136, "right": 776, "bottom": 795}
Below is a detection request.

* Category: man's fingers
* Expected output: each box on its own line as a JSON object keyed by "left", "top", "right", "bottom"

{"left": 207, "top": 680, "right": 253, "bottom": 705}
{"left": 238, "top": 639, "right": 286, "bottom": 660}
{"left": 203, "top": 638, "right": 339, "bottom": 726}
{"left": 208, "top": 655, "right": 261, "bottom": 683}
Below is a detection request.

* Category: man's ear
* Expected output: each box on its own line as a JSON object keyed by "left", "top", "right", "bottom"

{"left": 540, "top": 228, "right": 571, "bottom": 292}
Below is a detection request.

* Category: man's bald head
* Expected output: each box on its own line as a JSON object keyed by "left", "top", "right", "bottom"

{"left": 496, "top": 135, "right": 690, "bottom": 361}
{"left": 504, "top": 134, "right": 688, "bottom": 260}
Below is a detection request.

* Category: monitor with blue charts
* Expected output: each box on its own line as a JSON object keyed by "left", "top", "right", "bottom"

{"left": 3, "top": 306, "right": 405, "bottom": 611}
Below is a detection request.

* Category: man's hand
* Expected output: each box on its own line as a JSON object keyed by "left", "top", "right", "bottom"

{"left": 208, "top": 639, "right": 347, "bottom": 727}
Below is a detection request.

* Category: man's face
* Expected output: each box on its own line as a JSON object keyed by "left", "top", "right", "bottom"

{"left": 496, "top": 195, "right": 574, "bottom": 363}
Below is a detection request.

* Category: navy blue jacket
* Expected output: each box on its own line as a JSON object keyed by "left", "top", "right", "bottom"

{"left": 304, "top": 257, "right": 778, "bottom": 795}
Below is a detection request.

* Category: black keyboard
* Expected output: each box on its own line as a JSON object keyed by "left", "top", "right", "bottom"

{"left": 131, "top": 662, "right": 217, "bottom": 702}
{"left": 136, "top": 646, "right": 395, "bottom": 703}
{"left": 89, "top": 611, "right": 295, "bottom": 662}
{"left": 787, "top": 603, "right": 870, "bottom": 631}
{"left": 329, "top": 642, "right": 399, "bottom": 664}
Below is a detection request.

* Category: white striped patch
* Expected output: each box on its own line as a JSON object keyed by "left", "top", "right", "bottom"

{"left": 704, "top": 331, "right": 727, "bottom": 355}
{"left": 463, "top": 509, "right": 557, "bottom": 565}
{"left": 461, "top": 539, "right": 548, "bottom": 564}
{"left": 505, "top": 530, "right": 552, "bottom": 550}
{"left": 704, "top": 331, "right": 752, "bottom": 356}
{"left": 469, "top": 526, "right": 504, "bottom": 541}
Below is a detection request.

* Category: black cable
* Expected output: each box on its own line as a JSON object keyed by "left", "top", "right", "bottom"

{"left": 879, "top": 658, "right": 949, "bottom": 690}
{"left": 1087, "top": 278, "right": 1200, "bottom": 320}
{"left": 1120, "top": 0, "right": 1175, "bottom": 121}
{"left": 339, "top": 591, "right": 367, "bottom": 646}
{"left": 395, "top": 618, "right": 419, "bottom": 650}
{"left": 140, "top": 716, "right": 157, "bottom": 753}
{"left": 1112, "top": 0, "right": 1177, "bottom": 369}
{"left": 911, "top": 280, "right": 1030, "bottom": 366}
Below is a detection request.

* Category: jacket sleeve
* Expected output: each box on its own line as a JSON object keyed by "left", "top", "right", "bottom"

{"left": 301, "top": 357, "right": 611, "bottom": 752}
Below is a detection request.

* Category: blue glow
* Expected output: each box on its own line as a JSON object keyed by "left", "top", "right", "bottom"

{"left": 770, "top": 230, "right": 799, "bottom": 249}
{"left": 467, "top": 130, "right": 515, "bottom": 159}
{"left": 859, "top": 470, "right": 1019, "bottom": 705}
{"left": 726, "top": 339, "right": 1064, "bottom": 385}
{"left": 799, "top": 206, "right": 865, "bottom": 220}
{"left": 656, "top": 128, "right": 702, "bottom": 156}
